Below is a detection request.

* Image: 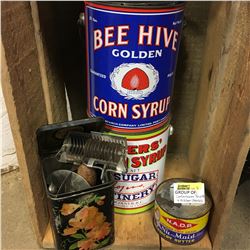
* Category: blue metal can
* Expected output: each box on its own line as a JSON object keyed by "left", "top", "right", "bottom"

{"left": 85, "top": 2, "right": 184, "bottom": 133}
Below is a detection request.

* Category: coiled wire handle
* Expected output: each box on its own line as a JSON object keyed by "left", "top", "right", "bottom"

{"left": 56, "top": 131, "right": 127, "bottom": 174}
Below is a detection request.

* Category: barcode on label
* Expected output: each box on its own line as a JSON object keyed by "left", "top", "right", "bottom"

{"left": 173, "top": 182, "right": 205, "bottom": 205}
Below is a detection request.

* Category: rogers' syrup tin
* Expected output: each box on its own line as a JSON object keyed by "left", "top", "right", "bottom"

{"left": 107, "top": 123, "right": 173, "bottom": 214}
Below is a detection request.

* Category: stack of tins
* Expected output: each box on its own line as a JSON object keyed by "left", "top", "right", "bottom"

{"left": 84, "top": 1, "right": 185, "bottom": 214}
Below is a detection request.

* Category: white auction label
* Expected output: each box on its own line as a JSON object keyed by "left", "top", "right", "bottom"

{"left": 173, "top": 182, "right": 205, "bottom": 204}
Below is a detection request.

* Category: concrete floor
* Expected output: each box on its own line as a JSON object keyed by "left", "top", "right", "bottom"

{"left": 1, "top": 169, "right": 250, "bottom": 250}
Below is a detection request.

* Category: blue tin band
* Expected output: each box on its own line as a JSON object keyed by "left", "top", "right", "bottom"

{"left": 154, "top": 219, "right": 207, "bottom": 245}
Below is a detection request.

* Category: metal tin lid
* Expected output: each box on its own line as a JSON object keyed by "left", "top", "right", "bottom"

{"left": 155, "top": 178, "right": 212, "bottom": 219}
{"left": 36, "top": 117, "right": 105, "bottom": 158}
{"left": 94, "top": 1, "right": 184, "bottom": 9}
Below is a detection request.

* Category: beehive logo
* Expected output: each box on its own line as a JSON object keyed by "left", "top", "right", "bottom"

{"left": 110, "top": 63, "right": 159, "bottom": 100}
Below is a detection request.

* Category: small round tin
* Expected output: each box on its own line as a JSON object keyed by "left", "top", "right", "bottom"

{"left": 153, "top": 178, "right": 212, "bottom": 245}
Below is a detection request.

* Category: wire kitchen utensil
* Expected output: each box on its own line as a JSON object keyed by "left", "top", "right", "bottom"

{"left": 56, "top": 131, "right": 127, "bottom": 179}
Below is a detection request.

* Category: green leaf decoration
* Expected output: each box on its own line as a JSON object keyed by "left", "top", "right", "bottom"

{"left": 88, "top": 194, "right": 97, "bottom": 204}
{"left": 71, "top": 233, "right": 85, "bottom": 239}
{"left": 69, "top": 242, "right": 78, "bottom": 250}
{"left": 94, "top": 195, "right": 106, "bottom": 204}
{"left": 96, "top": 237, "right": 110, "bottom": 248}
{"left": 79, "top": 194, "right": 97, "bottom": 207}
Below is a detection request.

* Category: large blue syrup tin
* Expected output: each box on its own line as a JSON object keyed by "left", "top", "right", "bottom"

{"left": 85, "top": 2, "right": 184, "bottom": 133}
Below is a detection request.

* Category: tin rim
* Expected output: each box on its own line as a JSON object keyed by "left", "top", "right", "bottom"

{"left": 88, "top": 1, "right": 185, "bottom": 11}
{"left": 114, "top": 201, "right": 154, "bottom": 215}
{"left": 155, "top": 178, "right": 213, "bottom": 220}
{"left": 48, "top": 180, "right": 115, "bottom": 201}
{"left": 105, "top": 118, "right": 172, "bottom": 137}
{"left": 87, "top": 109, "right": 172, "bottom": 134}
{"left": 103, "top": 115, "right": 171, "bottom": 134}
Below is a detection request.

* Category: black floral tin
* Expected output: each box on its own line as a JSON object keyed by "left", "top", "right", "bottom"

{"left": 37, "top": 118, "right": 122, "bottom": 250}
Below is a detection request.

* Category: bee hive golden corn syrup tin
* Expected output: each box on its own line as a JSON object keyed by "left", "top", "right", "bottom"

{"left": 153, "top": 178, "right": 212, "bottom": 245}
{"left": 85, "top": 2, "right": 184, "bottom": 133}
{"left": 107, "top": 123, "right": 172, "bottom": 214}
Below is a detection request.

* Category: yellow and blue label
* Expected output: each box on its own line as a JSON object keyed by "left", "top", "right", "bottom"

{"left": 154, "top": 202, "right": 209, "bottom": 245}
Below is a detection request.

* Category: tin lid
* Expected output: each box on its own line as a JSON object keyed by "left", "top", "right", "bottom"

{"left": 36, "top": 117, "right": 105, "bottom": 158}
{"left": 93, "top": 1, "right": 184, "bottom": 9}
{"left": 155, "top": 178, "right": 213, "bottom": 219}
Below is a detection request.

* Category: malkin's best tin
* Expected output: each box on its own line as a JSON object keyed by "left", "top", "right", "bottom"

{"left": 107, "top": 123, "right": 173, "bottom": 214}
{"left": 153, "top": 178, "right": 212, "bottom": 245}
{"left": 85, "top": 2, "right": 184, "bottom": 133}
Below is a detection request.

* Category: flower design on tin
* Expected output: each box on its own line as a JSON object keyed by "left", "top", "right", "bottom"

{"left": 59, "top": 195, "right": 111, "bottom": 250}
{"left": 60, "top": 203, "right": 81, "bottom": 216}
{"left": 77, "top": 239, "right": 97, "bottom": 250}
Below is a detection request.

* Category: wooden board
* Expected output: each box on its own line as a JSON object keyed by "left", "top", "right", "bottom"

{"left": 42, "top": 154, "right": 212, "bottom": 250}
{"left": 1, "top": 1, "right": 67, "bottom": 244}
{"left": 1, "top": 2, "right": 50, "bottom": 244}
{"left": 30, "top": 2, "right": 68, "bottom": 123}
{"left": 36, "top": 2, "right": 86, "bottom": 120}
{"left": 188, "top": 2, "right": 250, "bottom": 249}
{"left": 43, "top": 216, "right": 211, "bottom": 250}
{"left": 169, "top": 2, "right": 211, "bottom": 154}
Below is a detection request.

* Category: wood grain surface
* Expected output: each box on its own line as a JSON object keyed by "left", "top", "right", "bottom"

{"left": 36, "top": 2, "right": 86, "bottom": 120}
{"left": 188, "top": 2, "right": 250, "bottom": 249}
{"left": 169, "top": 2, "right": 211, "bottom": 154}
{"left": 1, "top": 2, "right": 50, "bottom": 244}
{"left": 30, "top": 2, "right": 68, "bottom": 123}
{"left": 2, "top": 2, "right": 68, "bottom": 245}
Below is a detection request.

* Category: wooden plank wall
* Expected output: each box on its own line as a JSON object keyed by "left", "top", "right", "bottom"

{"left": 30, "top": 2, "right": 68, "bottom": 123}
{"left": 1, "top": 2, "right": 49, "bottom": 244}
{"left": 1, "top": 2, "right": 67, "bottom": 244}
{"left": 169, "top": 2, "right": 210, "bottom": 153}
{"left": 36, "top": 2, "right": 85, "bottom": 120}
{"left": 188, "top": 2, "right": 250, "bottom": 249}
